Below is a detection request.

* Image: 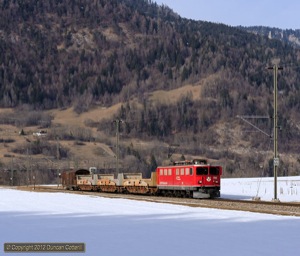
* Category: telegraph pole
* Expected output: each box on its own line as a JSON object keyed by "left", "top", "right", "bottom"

{"left": 113, "top": 119, "right": 123, "bottom": 174}
{"left": 56, "top": 137, "right": 60, "bottom": 187}
{"left": 268, "top": 64, "right": 283, "bottom": 202}
{"left": 27, "top": 148, "right": 30, "bottom": 186}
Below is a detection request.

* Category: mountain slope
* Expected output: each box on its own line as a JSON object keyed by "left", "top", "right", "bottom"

{"left": 1, "top": 0, "right": 300, "bottom": 180}
{"left": 1, "top": 0, "right": 300, "bottom": 109}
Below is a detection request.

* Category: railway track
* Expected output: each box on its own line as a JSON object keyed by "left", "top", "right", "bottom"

{"left": 15, "top": 185, "right": 300, "bottom": 217}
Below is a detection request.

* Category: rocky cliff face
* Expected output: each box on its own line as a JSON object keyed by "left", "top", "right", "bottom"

{"left": 240, "top": 26, "right": 300, "bottom": 48}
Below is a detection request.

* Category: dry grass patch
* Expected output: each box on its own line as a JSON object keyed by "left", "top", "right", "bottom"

{"left": 148, "top": 84, "right": 203, "bottom": 105}
{"left": 49, "top": 104, "right": 122, "bottom": 127}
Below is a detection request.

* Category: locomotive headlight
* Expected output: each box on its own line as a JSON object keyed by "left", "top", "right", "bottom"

{"left": 198, "top": 180, "right": 202, "bottom": 184}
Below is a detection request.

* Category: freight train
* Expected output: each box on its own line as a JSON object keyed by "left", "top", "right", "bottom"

{"left": 61, "top": 159, "right": 222, "bottom": 199}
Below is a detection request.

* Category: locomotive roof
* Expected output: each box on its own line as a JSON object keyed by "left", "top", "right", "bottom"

{"left": 157, "top": 159, "right": 222, "bottom": 168}
{"left": 172, "top": 159, "right": 208, "bottom": 166}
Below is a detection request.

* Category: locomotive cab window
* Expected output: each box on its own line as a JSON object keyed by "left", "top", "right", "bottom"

{"left": 196, "top": 167, "right": 208, "bottom": 175}
{"left": 210, "top": 167, "right": 220, "bottom": 175}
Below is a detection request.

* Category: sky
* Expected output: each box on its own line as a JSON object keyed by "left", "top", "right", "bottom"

{"left": 1, "top": 176, "right": 300, "bottom": 256}
{"left": 154, "top": 0, "right": 300, "bottom": 30}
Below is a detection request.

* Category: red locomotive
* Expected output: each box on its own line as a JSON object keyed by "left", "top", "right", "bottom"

{"left": 62, "top": 159, "right": 222, "bottom": 199}
{"left": 157, "top": 159, "right": 221, "bottom": 198}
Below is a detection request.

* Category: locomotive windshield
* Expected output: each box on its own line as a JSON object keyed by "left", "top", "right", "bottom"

{"left": 196, "top": 166, "right": 220, "bottom": 175}
{"left": 210, "top": 167, "right": 220, "bottom": 175}
{"left": 196, "top": 167, "right": 208, "bottom": 175}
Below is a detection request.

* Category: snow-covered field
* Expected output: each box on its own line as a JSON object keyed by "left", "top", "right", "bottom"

{"left": 222, "top": 176, "right": 300, "bottom": 202}
{"left": 1, "top": 176, "right": 300, "bottom": 256}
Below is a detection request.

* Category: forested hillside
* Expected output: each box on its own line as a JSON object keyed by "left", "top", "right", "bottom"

{"left": 1, "top": 0, "right": 300, "bottom": 180}
{"left": 1, "top": 0, "right": 300, "bottom": 109}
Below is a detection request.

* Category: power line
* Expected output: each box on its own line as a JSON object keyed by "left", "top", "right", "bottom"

{"left": 237, "top": 115, "right": 271, "bottom": 138}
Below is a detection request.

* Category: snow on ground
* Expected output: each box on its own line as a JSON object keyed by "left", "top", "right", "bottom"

{"left": 0, "top": 177, "right": 300, "bottom": 256}
{"left": 222, "top": 176, "right": 300, "bottom": 202}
